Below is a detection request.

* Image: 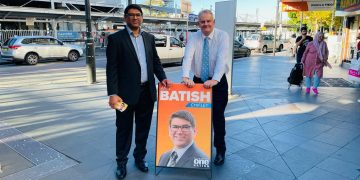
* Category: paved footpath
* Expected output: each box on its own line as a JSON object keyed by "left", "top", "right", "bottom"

{"left": 0, "top": 53, "right": 359, "bottom": 180}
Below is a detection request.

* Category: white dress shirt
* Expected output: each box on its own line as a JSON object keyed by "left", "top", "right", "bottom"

{"left": 182, "top": 28, "right": 230, "bottom": 82}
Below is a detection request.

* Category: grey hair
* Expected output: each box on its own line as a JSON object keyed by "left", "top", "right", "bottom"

{"left": 169, "top": 110, "right": 196, "bottom": 128}
{"left": 198, "top": 9, "right": 214, "bottom": 20}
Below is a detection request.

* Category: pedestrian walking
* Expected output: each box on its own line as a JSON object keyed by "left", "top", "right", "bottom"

{"left": 181, "top": 9, "right": 230, "bottom": 166}
{"left": 106, "top": 4, "right": 172, "bottom": 180}
{"left": 179, "top": 32, "right": 184, "bottom": 42}
{"left": 296, "top": 26, "right": 313, "bottom": 63}
{"left": 301, "top": 31, "right": 332, "bottom": 95}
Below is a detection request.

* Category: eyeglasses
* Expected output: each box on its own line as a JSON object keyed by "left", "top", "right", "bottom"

{"left": 126, "top": 13, "right": 143, "bottom": 18}
{"left": 170, "top": 125, "right": 192, "bottom": 132}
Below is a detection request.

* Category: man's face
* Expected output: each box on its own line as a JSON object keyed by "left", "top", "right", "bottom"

{"left": 169, "top": 117, "right": 196, "bottom": 148}
{"left": 125, "top": 8, "right": 143, "bottom": 29}
{"left": 318, "top": 34, "right": 324, "bottom": 42}
{"left": 301, "top": 30, "right": 307, "bottom": 35}
{"left": 198, "top": 13, "right": 215, "bottom": 36}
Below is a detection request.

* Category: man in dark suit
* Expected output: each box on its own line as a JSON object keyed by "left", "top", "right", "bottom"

{"left": 158, "top": 110, "right": 210, "bottom": 169}
{"left": 106, "top": 4, "right": 171, "bottom": 179}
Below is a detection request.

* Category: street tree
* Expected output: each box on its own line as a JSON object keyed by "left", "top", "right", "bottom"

{"left": 287, "top": 11, "right": 341, "bottom": 33}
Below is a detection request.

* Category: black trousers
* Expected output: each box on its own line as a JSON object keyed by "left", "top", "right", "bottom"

{"left": 193, "top": 75, "right": 228, "bottom": 153}
{"left": 296, "top": 53, "right": 303, "bottom": 63}
{"left": 115, "top": 84, "right": 154, "bottom": 165}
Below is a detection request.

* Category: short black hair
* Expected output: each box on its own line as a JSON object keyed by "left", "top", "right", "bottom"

{"left": 124, "top": 4, "right": 143, "bottom": 15}
{"left": 300, "top": 26, "right": 307, "bottom": 31}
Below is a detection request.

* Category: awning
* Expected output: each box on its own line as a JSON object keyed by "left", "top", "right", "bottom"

{"left": 281, "top": 0, "right": 334, "bottom": 12}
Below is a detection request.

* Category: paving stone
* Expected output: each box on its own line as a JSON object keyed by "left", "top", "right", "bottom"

{"left": 235, "top": 145, "right": 279, "bottom": 164}
{"left": 316, "top": 158, "right": 360, "bottom": 179}
{"left": 298, "top": 167, "right": 350, "bottom": 180}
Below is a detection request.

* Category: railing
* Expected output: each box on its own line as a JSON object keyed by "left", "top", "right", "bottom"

{"left": 0, "top": 30, "right": 54, "bottom": 43}
{"left": 0, "top": 30, "right": 112, "bottom": 48}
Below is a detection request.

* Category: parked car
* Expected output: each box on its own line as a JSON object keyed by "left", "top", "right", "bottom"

{"left": 244, "top": 34, "right": 284, "bottom": 53}
{"left": 234, "top": 40, "right": 251, "bottom": 58}
{"left": 154, "top": 34, "right": 185, "bottom": 64}
{"left": 1, "top": 36, "right": 83, "bottom": 65}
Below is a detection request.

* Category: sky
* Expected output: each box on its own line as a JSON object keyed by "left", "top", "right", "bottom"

{"left": 135, "top": 0, "right": 283, "bottom": 23}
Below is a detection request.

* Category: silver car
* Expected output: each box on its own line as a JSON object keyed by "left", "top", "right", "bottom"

{"left": 1, "top": 36, "right": 83, "bottom": 65}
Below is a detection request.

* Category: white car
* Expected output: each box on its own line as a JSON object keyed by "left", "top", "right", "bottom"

{"left": 244, "top": 34, "right": 284, "bottom": 53}
{"left": 1, "top": 36, "right": 83, "bottom": 65}
{"left": 154, "top": 34, "right": 185, "bottom": 64}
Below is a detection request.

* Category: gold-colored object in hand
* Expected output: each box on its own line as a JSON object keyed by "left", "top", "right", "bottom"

{"left": 115, "top": 99, "right": 128, "bottom": 112}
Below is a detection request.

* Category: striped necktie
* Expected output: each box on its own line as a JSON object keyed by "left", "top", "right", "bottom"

{"left": 201, "top": 37, "right": 209, "bottom": 82}
{"left": 168, "top": 151, "right": 178, "bottom": 167}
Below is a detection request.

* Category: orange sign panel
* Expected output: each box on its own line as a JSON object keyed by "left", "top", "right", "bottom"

{"left": 155, "top": 83, "right": 212, "bottom": 169}
{"left": 282, "top": 1, "right": 334, "bottom": 12}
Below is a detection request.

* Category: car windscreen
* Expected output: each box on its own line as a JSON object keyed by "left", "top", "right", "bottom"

{"left": 155, "top": 36, "right": 167, "bottom": 47}
{"left": 248, "top": 35, "right": 259, "bottom": 40}
{"left": 3, "top": 38, "right": 17, "bottom": 46}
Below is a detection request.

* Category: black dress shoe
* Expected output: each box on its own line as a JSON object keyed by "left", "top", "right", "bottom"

{"left": 214, "top": 152, "right": 225, "bottom": 166}
{"left": 135, "top": 159, "right": 149, "bottom": 172}
{"left": 115, "top": 164, "right": 127, "bottom": 179}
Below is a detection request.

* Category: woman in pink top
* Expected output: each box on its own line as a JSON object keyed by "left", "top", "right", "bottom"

{"left": 301, "top": 32, "right": 332, "bottom": 95}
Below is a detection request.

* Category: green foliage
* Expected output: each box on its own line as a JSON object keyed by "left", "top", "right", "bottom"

{"left": 287, "top": 11, "right": 342, "bottom": 32}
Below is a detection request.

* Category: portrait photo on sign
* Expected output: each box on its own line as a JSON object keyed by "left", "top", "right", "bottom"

{"left": 156, "top": 83, "right": 212, "bottom": 169}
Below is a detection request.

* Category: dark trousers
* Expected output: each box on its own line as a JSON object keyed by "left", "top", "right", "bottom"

{"left": 296, "top": 53, "right": 303, "bottom": 63}
{"left": 115, "top": 84, "right": 154, "bottom": 165}
{"left": 193, "top": 75, "right": 228, "bottom": 153}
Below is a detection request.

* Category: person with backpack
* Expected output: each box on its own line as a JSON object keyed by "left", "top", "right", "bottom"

{"left": 301, "top": 31, "right": 332, "bottom": 95}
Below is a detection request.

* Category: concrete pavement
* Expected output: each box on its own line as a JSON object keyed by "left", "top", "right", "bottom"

{"left": 0, "top": 53, "right": 359, "bottom": 180}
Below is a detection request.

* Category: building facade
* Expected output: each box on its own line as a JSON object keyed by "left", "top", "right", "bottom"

{"left": 335, "top": 0, "right": 360, "bottom": 64}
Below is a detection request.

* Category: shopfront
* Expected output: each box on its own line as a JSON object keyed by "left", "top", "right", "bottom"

{"left": 336, "top": 0, "right": 360, "bottom": 64}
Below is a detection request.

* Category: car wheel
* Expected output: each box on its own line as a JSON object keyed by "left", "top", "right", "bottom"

{"left": 68, "top": 50, "right": 79, "bottom": 62}
{"left": 246, "top": 50, "right": 251, "bottom": 57}
{"left": 262, "top": 46, "right": 267, "bottom": 53}
{"left": 25, "top": 53, "right": 39, "bottom": 65}
{"left": 278, "top": 44, "right": 283, "bottom": 52}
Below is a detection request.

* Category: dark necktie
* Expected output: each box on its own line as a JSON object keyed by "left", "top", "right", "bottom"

{"left": 168, "top": 151, "right": 178, "bottom": 167}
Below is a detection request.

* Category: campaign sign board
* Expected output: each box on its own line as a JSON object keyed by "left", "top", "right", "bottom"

{"left": 156, "top": 83, "right": 212, "bottom": 170}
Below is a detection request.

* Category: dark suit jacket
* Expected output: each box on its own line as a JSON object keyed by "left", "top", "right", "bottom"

{"left": 158, "top": 144, "right": 210, "bottom": 168}
{"left": 106, "top": 29, "right": 166, "bottom": 105}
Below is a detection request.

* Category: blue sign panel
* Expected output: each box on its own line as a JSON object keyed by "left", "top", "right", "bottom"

{"left": 57, "top": 31, "right": 80, "bottom": 41}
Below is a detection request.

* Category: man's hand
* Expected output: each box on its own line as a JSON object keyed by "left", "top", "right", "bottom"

{"left": 109, "top": 95, "right": 122, "bottom": 109}
{"left": 203, "top": 80, "right": 218, "bottom": 89}
{"left": 182, "top": 77, "right": 195, "bottom": 88}
{"left": 161, "top": 79, "right": 172, "bottom": 88}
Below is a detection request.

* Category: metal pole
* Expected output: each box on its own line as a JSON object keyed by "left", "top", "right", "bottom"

{"left": 273, "top": 0, "right": 279, "bottom": 56}
{"left": 128, "top": 0, "right": 132, "bottom": 5}
{"left": 85, "top": 0, "right": 96, "bottom": 84}
{"left": 150, "top": 0, "right": 152, "bottom": 16}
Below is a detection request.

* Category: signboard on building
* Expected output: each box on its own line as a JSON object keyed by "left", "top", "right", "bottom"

{"left": 336, "top": 0, "right": 360, "bottom": 12}
{"left": 26, "top": 18, "right": 36, "bottom": 26}
{"left": 57, "top": 31, "right": 80, "bottom": 41}
{"left": 281, "top": 1, "right": 334, "bottom": 12}
{"left": 181, "top": 0, "right": 192, "bottom": 14}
